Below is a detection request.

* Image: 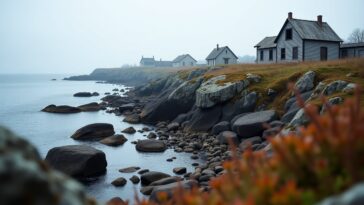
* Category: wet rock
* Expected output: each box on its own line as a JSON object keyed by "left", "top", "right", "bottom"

{"left": 232, "top": 110, "right": 278, "bottom": 138}
{"left": 294, "top": 71, "right": 315, "bottom": 93}
{"left": 0, "top": 127, "right": 94, "bottom": 205}
{"left": 150, "top": 180, "right": 198, "bottom": 202}
{"left": 73, "top": 92, "right": 94, "bottom": 97}
{"left": 122, "top": 126, "right": 136, "bottom": 134}
{"left": 211, "top": 121, "right": 230, "bottom": 135}
{"left": 147, "top": 132, "right": 157, "bottom": 139}
{"left": 71, "top": 123, "right": 115, "bottom": 141}
{"left": 140, "top": 171, "right": 171, "bottom": 185}
{"left": 140, "top": 186, "right": 154, "bottom": 195}
{"left": 173, "top": 167, "right": 187, "bottom": 175}
{"left": 100, "top": 134, "right": 127, "bottom": 147}
{"left": 123, "top": 114, "right": 140, "bottom": 124}
{"left": 45, "top": 145, "right": 107, "bottom": 178}
{"left": 167, "top": 122, "right": 180, "bottom": 131}
{"left": 107, "top": 197, "right": 126, "bottom": 205}
{"left": 239, "top": 136, "right": 262, "bottom": 151}
{"left": 150, "top": 176, "right": 182, "bottom": 186}
{"left": 129, "top": 175, "right": 140, "bottom": 184}
{"left": 217, "top": 131, "right": 239, "bottom": 145}
{"left": 111, "top": 177, "right": 127, "bottom": 187}
{"left": 119, "top": 166, "right": 140, "bottom": 173}
{"left": 119, "top": 103, "right": 135, "bottom": 112}
{"left": 184, "top": 106, "right": 222, "bottom": 132}
{"left": 42, "top": 104, "right": 81, "bottom": 114}
{"left": 78, "top": 102, "right": 101, "bottom": 112}
{"left": 138, "top": 169, "right": 149, "bottom": 175}
{"left": 136, "top": 140, "right": 166, "bottom": 152}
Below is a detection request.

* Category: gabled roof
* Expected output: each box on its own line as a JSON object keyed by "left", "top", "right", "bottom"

{"left": 173, "top": 54, "right": 197, "bottom": 63}
{"left": 340, "top": 42, "right": 364, "bottom": 48}
{"left": 140, "top": 57, "right": 155, "bottom": 64}
{"left": 255, "top": 36, "right": 277, "bottom": 49}
{"left": 206, "top": 46, "right": 238, "bottom": 60}
{"left": 274, "top": 19, "right": 343, "bottom": 43}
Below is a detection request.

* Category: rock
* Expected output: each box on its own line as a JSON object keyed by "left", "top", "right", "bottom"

{"left": 221, "top": 91, "right": 258, "bottom": 122}
{"left": 267, "top": 88, "right": 277, "bottom": 96}
{"left": 232, "top": 110, "right": 278, "bottom": 138}
{"left": 0, "top": 126, "right": 94, "bottom": 205}
{"left": 100, "top": 134, "right": 127, "bottom": 147}
{"left": 239, "top": 136, "right": 262, "bottom": 151}
{"left": 92, "top": 92, "right": 99, "bottom": 96}
{"left": 78, "top": 102, "right": 101, "bottom": 112}
{"left": 71, "top": 123, "right": 115, "bottom": 141}
{"left": 136, "top": 140, "right": 167, "bottom": 152}
{"left": 320, "top": 97, "right": 344, "bottom": 114}
{"left": 107, "top": 197, "right": 126, "bottom": 205}
{"left": 147, "top": 132, "right": 157, "bottom": 139}
{"left": 294, "top": 71, "right": 315, "bottom": 93}
{"left": 211, "top": 121, "right": 230, "bottom": 135}
{"left": 195, "top": 75, "right": 249, "bottom": 108}
{"left": 73, "top": 92, "right": 94, "bottom": 97}
{"left": 138, "top": 169, "right": 149, "bottom": 175}
{"left": 140, "top": 171, "right": 171, "bottom": 185}
{"left": 42, "top": 104, "right": 82, "bottom": 114}
{"left": 317, "top": 183, "right": 364, "bottom": 205}
{"left": 167, "top": 122, "right": 180, "bottom": 131}
{"left": 119, "top": 103, "right": 135, "bottom": 112}
{"left": 217, "top": 131, "right": 239, "bottom": 145}
{"left": 173, "top": 167, "right": 187, "bottom": 175}
{"left": 270, "top": 120, "right": 285, "bottom": 128}
{"left": 129, "top": 175, "right": 140, "bottom": 184}
{"left": 111, "top": 177, "right": 127, "bottom": 187}
{"left": 184, "top": 106, "right": 222, "bottom": 132}
{"left": 119, "top": 166, "right": 140, "bottom": 173}
{"left": 150, "top": 176, "right": 182, "bottom": 186}
{"left": 123, "top": 114, "right": 140, "bottom": 124}
{"left": 122, "top": 126, "right": 136, "bottom": 134}
{"left": 289, "top": 108, "right": 309, "bottom": 127}
{"left": 230, "top": 113, "right": 250, "bottom": 125}
{"left": 246, "top": 73, "right": 262, "bottom": 83}
{"left": 150, "top": 180, "right": 198, "bottom": 202}
{"left": 343, "top": 83, "right": 356, "bottom": 93}
{"left": 323, "top": 80, "right": 348, "bottom": 96}
{"left": 45, "top": 145, "right": 107, "bottom": 178}
{"left": 262, "top": 126, "right": 281, "bottom": 139}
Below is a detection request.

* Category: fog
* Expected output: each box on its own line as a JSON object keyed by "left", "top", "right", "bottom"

{"left": 0, "top": 0, "right": 363, "bottom": 74}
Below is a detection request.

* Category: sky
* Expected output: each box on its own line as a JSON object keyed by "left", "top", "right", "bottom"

{"left": 0, "top": 0, "right": 363, "bottom": 74}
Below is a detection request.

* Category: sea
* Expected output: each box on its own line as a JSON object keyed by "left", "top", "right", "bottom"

{"left": 0, "top": 74, "right": 200, "bottom": 203}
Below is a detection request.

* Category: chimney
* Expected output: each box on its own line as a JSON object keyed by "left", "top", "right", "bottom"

{"left": 288, "top": 12, "right": 293, "bottom": 20}
{"left": 216, "top": 44, "right": 219, "bottom": 50}
{"left": 317, "top": 15, "right": 323, "bottom": 27}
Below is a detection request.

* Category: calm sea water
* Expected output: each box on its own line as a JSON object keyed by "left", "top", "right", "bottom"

{"left": 0, "top": 74, "right": 200, "bottom": 203}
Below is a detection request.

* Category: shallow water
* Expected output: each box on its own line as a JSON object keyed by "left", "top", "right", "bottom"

{"left": 0, "top": 74, "right": 201, "bottom": 203}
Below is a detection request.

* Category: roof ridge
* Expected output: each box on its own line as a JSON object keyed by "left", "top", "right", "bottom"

{"left": 290, "top": 18, "right": 327, "bottom": 24}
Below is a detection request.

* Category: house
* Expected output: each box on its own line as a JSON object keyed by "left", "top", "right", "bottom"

{"left": 172, "top": 54, "right": 197, "bottom": 67}
{"left": 254, "top": 36, "right": 277, "bottom": 64}
{"left": 139, "top": 56, "right": 173, "bottom": 67}
{"left": 206, "top": 45, "right": 238, "bottom": 66}
{"left": 255, "top": 12, "right": 343, "bottom": 64}
{"left": 340, "top": 42, "right": 364, "bottom": 58}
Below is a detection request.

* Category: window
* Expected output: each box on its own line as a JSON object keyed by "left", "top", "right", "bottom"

{"left": 292, "top": 47, "right": 298, "bottom": 60}
{"left": 260, "top": 50, "right": 264, "bottom": 61}
{"left": 269, "top": 49, "right": 273, "bottom": 61}
{"left": 285, "top": 28, "right": 292, "bottom": 40}
{"left": 224, "top": 58, "right": 229, "bottom": 64}
{"left": 320, "top": 47, "right": 328, "bottom": 61}
{"left": 281, "top": 48, "right": 286, "bottom": 60}
{"left": 341, "top": 50, "right": 348, "bottom": 58}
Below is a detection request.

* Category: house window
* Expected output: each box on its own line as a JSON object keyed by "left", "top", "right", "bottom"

{"left": 292, "top": 47, "right": 298, "bottom": 60}
{"left": 269, "top": 49, "right": 273, "bottom": 61}
{"left": 281, "top": 48, "right": 286, "bottom": 60}
{"left": 224, "top": 58, "right": 229, "bottom": 64}
{"left": 320, "top": 47, "right": 328, "bottom": 61}
{"left": 285, "top": 28, "right": 292, "bottom": 40}
{"left": 341, "top": 50, "right": 348, "bottom": 58}
{"left": 260, "top": 50, "right": 264, "bottom": 61}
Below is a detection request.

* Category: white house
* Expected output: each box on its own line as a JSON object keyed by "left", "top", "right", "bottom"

{"left": 206, "top": 45, "right": 238, "bottom": 66}
{"left": 255, "top": 12, "right": 343, "bottom": 64}
{"left": 172, "top": 54, "right": 197, "bottom": 67}
{"left": 340, "top": 42, "right": 364, "bottom": 58}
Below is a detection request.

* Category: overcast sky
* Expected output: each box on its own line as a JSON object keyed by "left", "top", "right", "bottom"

{"left": 0, "top": 0, "right": 363, "bottom": 74}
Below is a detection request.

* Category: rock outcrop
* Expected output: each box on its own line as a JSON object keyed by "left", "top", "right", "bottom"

{"left": 294, "top": 71, "right": 315, "bottom": 93}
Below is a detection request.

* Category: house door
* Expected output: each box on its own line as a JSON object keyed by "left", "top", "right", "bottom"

{"left": 224, "top": 58, "right": 229, "bottom": 64}
{"left": 320, "top": 47, "right": 328, "bottom": 61}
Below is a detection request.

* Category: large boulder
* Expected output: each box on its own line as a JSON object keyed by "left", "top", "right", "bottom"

{"left": 211, "top": 121, "right": 230, "bottom": 134}
{"left": 99, "top": 134, "right": 127, "bottom": 147}
{"left": 150, "top": 180, "right": 198, "bottom": 202}
{"left": 195, "top": 75, "right": 249, "bottom": 108}
{"left": 294, "top": 71, "right": 315, "bottom": 93}
{"left": 184, "top": 106, "right": 222, "bottom": 132}
{"left": 0, "top": 127, "right": 94, "bottom": 205}
{"left": 140, "top": 171, "right": 171, "bottom": 185}
{"left": 232, "top": 110, "right": 278, "bottom": 138}
{"left": 71, "top": 123, "right": 115, "bottom": 141}
{"left": 45, "top": 145, "right": 107, "bottom": 179}
{"left": 323, "top": 80, "right": 348, "bottom": 96}
{"left": 42, "top": 105, "right": 81, "bottom": 114}
{"left": 136, "top": 140, "right": 167, "bottom": 152}
{"left": 78, "top": 102, "right": 101, "bottom": 112}
{"left": 221, "top": 91, "right": 257, "bottom": 121}
{"left": 217, "top": 131, "right": 239, "bottom": 145}
{"left": 289, "top": 108, "right": 309, "bottom": 127}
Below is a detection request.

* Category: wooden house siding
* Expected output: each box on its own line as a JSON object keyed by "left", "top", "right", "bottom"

{"left": 207, "top": 47, "right": 238, "bottom": 66}
{"left": 173, "top": 55, "right": 197, "bottom": 67}
{"left": 340, "top": 47, "right": 364, "bottom": 58}
{"left": 304, "top": 40, "right": 340, "bottom": 61}
{"left": 276, "top": 22, "right": 303, "bottom": 63}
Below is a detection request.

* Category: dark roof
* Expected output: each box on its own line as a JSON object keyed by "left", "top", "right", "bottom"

{"left": 255, "top": 36, "right": 277, "bottom": 49}
{"left": 172, "top": 54, "right": 197, "bottom": 63}
{"left": 140, "top": 57, "right": 155, "bottom": 64}
{"left": 274, "top": 19, "right": 343, "bottom": 43}
{"left": 340, "top": 42, "right": 364, "bottom": 48}
{"left": 155, "top": 60, "right": 173, "bottom": 67}
{"left": 206, "top": 46, "right": 238, "bottom": 60}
